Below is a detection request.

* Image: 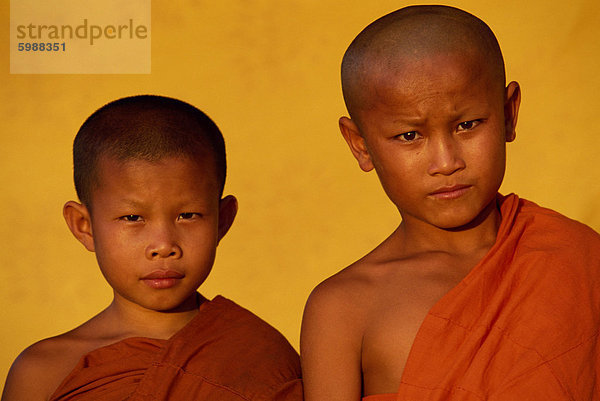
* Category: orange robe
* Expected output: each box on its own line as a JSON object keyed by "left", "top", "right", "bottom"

{"left": 50, "top": 296, "right": 303, "bottom": 400}
{"left": 364, "top": 194, "right": 600, "bottom": 400}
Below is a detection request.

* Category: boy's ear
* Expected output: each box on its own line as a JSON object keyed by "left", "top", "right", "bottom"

{"left": 63, "top": 201, "right": 95, "bottom": 252}
{"left": 504, "top": 81, "right": 521, "bottom": 143}
{"left": 339, "top": 116, "right": 374, "bottom": 172}
{"left": 217, "top": 195, "right": 237, "bottom": 242}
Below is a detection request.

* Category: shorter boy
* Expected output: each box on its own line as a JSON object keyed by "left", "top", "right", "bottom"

{"left": 3, "top": 95, "right": 302, "bottom": 401}
{"left": 301, "top": 5, "right": 600, "bottom": 401}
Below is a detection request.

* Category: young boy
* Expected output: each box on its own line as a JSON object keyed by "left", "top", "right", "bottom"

{"left": 2, "top": 95, "right": 303, "bottom": 401}
{"left": 301, "top": 5, "right": 600, "bottom": 401}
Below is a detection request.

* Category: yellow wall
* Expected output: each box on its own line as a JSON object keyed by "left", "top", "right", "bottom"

{"left": 1, "top": 0, "right": 599, "bottom": 391}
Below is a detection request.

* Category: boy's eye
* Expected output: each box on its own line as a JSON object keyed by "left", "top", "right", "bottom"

{"left": 396, "top": 131, "right": 420, "bottom": 142}
{"left": 120, "top": 215, "right": 142, "bottom": 222}
{"left": 457, "top": 120, "right": 480, "bottom": 131}
{"left": 178, "top": 212, "right": 200, "bottom": 220}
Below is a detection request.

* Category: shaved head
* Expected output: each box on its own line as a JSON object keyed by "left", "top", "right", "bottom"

{"left": 341, "top": 5, "right": 505, "bottom": 119}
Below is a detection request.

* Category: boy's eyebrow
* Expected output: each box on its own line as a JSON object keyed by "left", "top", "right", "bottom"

{"left": 116, "top": 197, "right": 211, "bottom": 209}
{"left": 117, "top": 198, "right": 147, "bottom": 208}
{"left": 391, "top": 116, "right": 428, "bottom": 126}
{"left": 389, "top": 107, "right": 489, "bottom": 127}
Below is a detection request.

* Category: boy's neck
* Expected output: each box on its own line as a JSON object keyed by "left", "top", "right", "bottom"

{"left": 100, "top": 293, "right": 204, "bottom": 341}
{"left": 394, "top": 200, "right": 501, "bottom": 260}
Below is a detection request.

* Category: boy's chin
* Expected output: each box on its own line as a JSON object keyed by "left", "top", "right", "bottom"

{"left": 118, "top": 290, "right": 201, "bottom": 314}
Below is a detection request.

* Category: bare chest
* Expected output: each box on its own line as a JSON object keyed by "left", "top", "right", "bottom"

{"left": 360, "top": 269, "right": 466, "bottom": 396}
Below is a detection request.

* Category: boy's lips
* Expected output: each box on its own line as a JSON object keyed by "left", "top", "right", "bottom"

{"left": 142, "top": 270, "right": 184, "bottom": 280}
{"left": 141, "top": 270, "right": 184, "bottom": 289}
{"left": 428, "top": 184, "right": 471, "bottom": 200}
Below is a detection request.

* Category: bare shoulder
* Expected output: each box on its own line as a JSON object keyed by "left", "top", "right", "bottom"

{"left": 307, "top": 257, "right": 379, "bottom": 312}
{"left": 2, "top": 332, "right": 86, "bottom": 401}
{"left": 1, "top": 312, "right": 112, "bottom": 401}
{"left": 300, "top": 257, "right": 382, "bottom": 401}
{"left": 303, "top": 255, "right": 382, "bottom": 333}
{"left": 303, "top": 240, "right": 401, "bottom": 320}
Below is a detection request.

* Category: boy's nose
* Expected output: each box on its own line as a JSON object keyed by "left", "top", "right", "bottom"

{"left": 145, "top": 227, "right": 182, "bottom": 260}
{"left": 427, "top": 135, "right": 466, "bottom": 176}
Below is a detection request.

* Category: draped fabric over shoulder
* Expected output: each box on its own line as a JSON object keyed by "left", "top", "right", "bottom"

{"left": 50, "top": 296, "right": 303, "bottom": 401}
{"left": 365, "top": 194, "right": 600, "bottom": 401}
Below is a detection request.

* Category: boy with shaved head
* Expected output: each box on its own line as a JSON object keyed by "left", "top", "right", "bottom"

{"left": 301, "top": 5, "right": 600, "bottom": 401}
{"left": 2, "top": 95, "right": 302, "bottom": 401}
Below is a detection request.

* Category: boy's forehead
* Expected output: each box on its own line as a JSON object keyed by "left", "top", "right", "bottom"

{"left": 87, "top": 155, "right": 222, "bottom": 215}
{"left": 357, "top": 50, "right": 501, "bottom": 116}
{"left": 92, "top": 154, "right": 219, "bottom": 193}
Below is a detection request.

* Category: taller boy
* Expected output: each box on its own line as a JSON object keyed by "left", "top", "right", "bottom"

{"left": 301, "top": 5, "right": 600, "bottom": 401}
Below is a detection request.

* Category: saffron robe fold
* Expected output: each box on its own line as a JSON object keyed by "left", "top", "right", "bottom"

{"left": 50, "top": 296, "right": 303, "bottom": 400}
{"left": 364, "top": 194, "right": 600, "bottom": 401}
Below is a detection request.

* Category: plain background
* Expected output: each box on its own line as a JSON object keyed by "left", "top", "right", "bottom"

{"left": 1, "top": 0, "right": 599, "bottom": 392}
